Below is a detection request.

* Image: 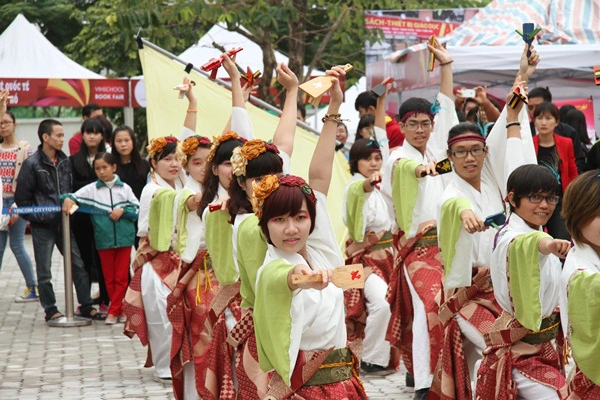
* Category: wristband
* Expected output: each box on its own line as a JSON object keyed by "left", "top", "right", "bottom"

{"left": 322, "top": 113, "right": 342, "bottom": 123}
{"left": 187, "top": 109, "right": 197, "bottom": 113}
{"left": 439, "top": 60, "right": 454, "bottom": 66}
{"left": 506, "top": 121, "right": 521, "bottom": 129}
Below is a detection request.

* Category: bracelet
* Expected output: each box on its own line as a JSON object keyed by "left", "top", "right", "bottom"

{"left": 440, "top": 60, "right": 454, "bottom": 66}
{"left": 506, "top": 121, "right": 521, "bottom": 129}
{"left": 187, "top": 109, "right": 197, "bottom": 113}
{"left": 322, "top": 113, "right": 342, "bottom": 123}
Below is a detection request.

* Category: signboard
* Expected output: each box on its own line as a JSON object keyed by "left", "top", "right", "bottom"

{"left": 364, "top": 14, "right": 462, "bottom": 38}
{"left": 0, "top": 78, "right": 130, "bottom": 108}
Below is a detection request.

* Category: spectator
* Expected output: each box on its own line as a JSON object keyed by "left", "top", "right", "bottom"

{"left": 0, "top": 96, "right": 38, "bottom": 303}
{"left": 111, "top": 126, "right": 150, "bottom": 248}
{"left": 532, "top": 102, "right": 578, "bottom": 241}
{"left": 559, "top": 104, "right": 576, "bottom": 122}
{"left": 335, "top": 121, "right": 349, "bottom": 153}
{"left": 69, "top": 103, "right": 103, "bottom": 155}
{"left": 563, "top": 109, "right": 592, "bottom": 153}
{"left": 527, "top": 87, "right": 585, "bottom": 172}
{"left": 355, "top": 90, "right": 404, "bottom": 149}
{"left": 14, "top": 119, "right": 102, "bottom": 323}
{"left": 355, "top": 114, "right": 375, "bottom": 142}
{"left": 71, "top": 118, "right": 109, "bottom": 310}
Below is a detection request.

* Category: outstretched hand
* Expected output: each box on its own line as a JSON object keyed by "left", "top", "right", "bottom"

{"left": 287, "top": 264, "right": 332, "bottom": 291}
{"left": 427, "top": 36, "right": 452, "bottom": 65}
{"left": 325, "top": 66, "right": 346, "bottom": 106}
{"left": 277, "top": 63, "right": 299, "bottom": 90}
{"left": 0, "top": 90, "right": 9, "bottom": 116}
{"left": 222, "top": 54, "right": 240, "bottom": 79}
{"left": 518, "top": 44, "right": 540, "bottom": 80}
{"left": 460, "top": 209, "right": 488, "bottom": 234}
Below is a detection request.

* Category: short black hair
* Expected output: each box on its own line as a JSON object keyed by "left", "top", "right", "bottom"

{"left": 349, "top": 138, "right": 381, "bottom": 175}
{"left": 82, "top": 103, "right": 101, "bottom": 118}
{"left": 355, "top": 114, "right": 375, "bottom": 142}
{"left": 532, "top": 102, "right": 559, "bottom": 121}
{"left": 297, "top": 102, "right": 306, "bottom": 120}
{"left": 398, "top": 98, "right": 433, "bottom": 122}
{"left": 38, "top": 119, "right": 62, "bottom": 143}
{"left": 507, "top": 164, "right": 560, "bottom": 212}
{"left": 447, "top": 122, "right": 482, "bottom": 148}
{"left": 528, "top": 87, "right": 552, "bottom": 103}
{"left": 355, "top": 91, "right": 377, "bottom": 112}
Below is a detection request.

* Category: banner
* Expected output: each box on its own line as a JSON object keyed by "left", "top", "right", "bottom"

{"left": 365, "top": 15, "right": 462, "bottom": 38}
{"left": 554, "top": 97, "right": 596, "bottom": 141}
{"left": 139, "top": 44, "right": 351, "bottom": 248}
{"left": 0, "top": 78, "right": 130, "bottom": 107}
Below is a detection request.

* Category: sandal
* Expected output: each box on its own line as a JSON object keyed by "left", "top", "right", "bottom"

{"left": 45, "top": 311, "right": 64, "bottom": 322}
{"left": 82, "top": 308, "right": 107, "bottom": 321}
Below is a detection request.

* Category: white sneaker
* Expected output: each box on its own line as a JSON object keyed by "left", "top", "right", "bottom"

{"left": 105, "top": 314, "right": 118, "bottom": 325}
{"left": 118, "top": 315, "right": 127, "bottom": 323}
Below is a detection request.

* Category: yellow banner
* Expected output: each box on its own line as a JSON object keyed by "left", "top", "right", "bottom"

{"left": 139, "top": 46, "right": 350, "bottom": 248}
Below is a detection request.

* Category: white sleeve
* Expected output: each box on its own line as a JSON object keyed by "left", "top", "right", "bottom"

{"left": 231, "top": 107, "right": 254, "bottom": 140}
{"left": 280, "top": 150, "right": 292, "bottom": 175}
{"left": 428, "top": 92, "right": 460, "bottom": 161}
{"left": 307, "top": 191, "right": 345, "bottom": 267}
{"left": 178, "top": 126, "right": 196, "bottom": 141}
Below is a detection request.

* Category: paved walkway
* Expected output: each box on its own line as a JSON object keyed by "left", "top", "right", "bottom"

{"left": 0, "top": 235, "right": 415, "bottom": 399}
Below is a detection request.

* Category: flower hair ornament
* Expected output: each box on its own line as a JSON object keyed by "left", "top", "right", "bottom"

{"left": 181, "top": 135, "right": 211, "bottom": 164}
{"left": 206, "top": 131, "right": 247, "bottom": 164}
{"left": 251, "top": 174, "right": 316, "bottom": 219}
{"left": 231, "top": 139, "right": 280, "bottom": 178}
{"left": 147, "top": 136, "right": 185, "bottom": 163}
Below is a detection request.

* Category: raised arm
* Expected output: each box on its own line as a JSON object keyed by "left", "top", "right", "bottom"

{"left": 271, "top": 63, "right": 299, "bottom": 156}
{"left": 182, "top": 76, "right": 197, "bottom": 133}
{"left": 308, "top": 67, "right": 344, "bottom": 195}
{"left": 0, "top": 90, "right": 8, "bottom": 120}
{"left": 374, "top": 82, "right": 391, "bottom": 166}
{"left": 427, "top": 37, "right": 453, "bottom": 99}
{"left": 221, "top": 54, "right": 254, "bottom": 139}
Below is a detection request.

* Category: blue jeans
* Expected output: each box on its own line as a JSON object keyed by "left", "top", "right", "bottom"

{"left": 0, "top": 197, "right": 36, "bottom": 287}
{"left": 30, "top": 224, "right": 93, "bottom": 318}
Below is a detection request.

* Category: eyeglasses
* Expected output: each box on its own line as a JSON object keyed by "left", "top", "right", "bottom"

{"left": 404, "top": 121, "right": 433, "bottom": 131}
{"left": 450, "top": 147, "right": 486, "bottom": 158}
{"left": 0, "top": 121, "right": 14, "bottom": 126}
{"left": 527, "top": 194, "right": 559, "bottom": 205}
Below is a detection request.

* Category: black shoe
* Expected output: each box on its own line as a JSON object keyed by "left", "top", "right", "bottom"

{"left": 406, "top": 372, "right": 415, "bottom": 387}
{"left": 360, "top": 361, "right": 395, "bottom": 376}
{"left": 414, "top": 388, "right": 429, "bottom": 400}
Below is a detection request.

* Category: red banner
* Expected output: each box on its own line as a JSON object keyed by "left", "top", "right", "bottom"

{"left": 0, "top": 78, "right": 130, "bottom": 108}
{"left": 365, "top": 15, "right": 461, "bottom": 38}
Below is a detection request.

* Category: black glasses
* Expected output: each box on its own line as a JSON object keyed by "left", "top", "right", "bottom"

{"left": 450, "top": 147, "right": 486, "bottom": 158}
{"left": 527, "top": 194, "right": 559, "bottom": 205}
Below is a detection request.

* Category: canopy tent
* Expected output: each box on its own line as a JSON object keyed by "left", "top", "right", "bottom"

{"left": 369, "top": 0, "right": 600, "bottom": 128}
{"left": 0, "top": 14, "right": 103, "bottom": 79}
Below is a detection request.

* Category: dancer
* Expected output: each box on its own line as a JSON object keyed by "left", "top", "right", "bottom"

{"left": 227, "top": 62, "right": 298, "bottom": 399}
{"left": 559, "top": 171, "right": 600, "bottom": 399}
{"left": 343, "top": 83, "right": 395, "bottom": 375}
{"left": 431, "top": 46, "right": 539, "bottom": 399}
{"left": 252, "top": 65, "right": 366, "bottom": 399}
{"left": 380, "top": 36, "right": 457, "bottom": 399}
{"left": 476, "top": 164, "right": 569, "bottom": 400}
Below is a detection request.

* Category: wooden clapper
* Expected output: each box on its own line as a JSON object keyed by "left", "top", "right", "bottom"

{"left": 291, "top": 263, "right": 365, "bottom": 289}
{"left": 299, "top": 64, "right": 353, "bottom": 107}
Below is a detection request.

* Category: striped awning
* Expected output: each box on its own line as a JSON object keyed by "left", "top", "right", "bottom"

{"left": 445, "top": 0, "right": 600, "bottom": 46}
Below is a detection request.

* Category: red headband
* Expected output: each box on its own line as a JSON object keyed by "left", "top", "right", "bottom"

{"left": 400, "top": 111, "right": 435, "bottom": 124}
{"left": 447, "top": 134, "right": 486, "bottom": 148}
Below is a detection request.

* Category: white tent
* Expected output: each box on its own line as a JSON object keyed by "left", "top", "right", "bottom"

{"left": 0, "top": 14, "right": 104, "bottom": 79}
{"left": 179, "top": 23, "right": 324, "bottom": 79}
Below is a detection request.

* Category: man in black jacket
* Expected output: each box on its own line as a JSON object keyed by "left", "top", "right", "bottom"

{"left": 15, "top": 119, "right": 102, "bottom": 323}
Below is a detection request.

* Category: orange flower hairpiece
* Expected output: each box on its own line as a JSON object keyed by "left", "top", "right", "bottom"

{"left": 231, "top": 139, "right": 267, "bottom": 177}
{"left": 207, "top": 131, "right": 241, "bottom": 164}
{"left": 147, "top": 136, "right": 179, "bottom": 160}
{"left": 251, "top": 174, "right": 280, "bottom": 219}
{"left": 181, "top": 135, "right": 211, "bottom": 165}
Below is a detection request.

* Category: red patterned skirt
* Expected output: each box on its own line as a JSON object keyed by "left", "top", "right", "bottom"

{"left": 167, "top": 250, "right": 219, "bottom": 400}
{"left": 562, "top": 367, "right": 600, "bottom": 399}
{"left": 123, "top": 237, "right": 180, "bottom": 351}
{"left": 386, "top": 227, "right": 444, "bottom": 376}
{"left": 227, "top": 309, "right": 270, "bottom": 399}
{"left": 429, "top": 267, "right": 501, "bottom": 400}
{"left": 475, "top": 311, "right": 566, "bottom": 400}
{"left": 197, "top": 281, "right": 243, "bottom": 400}
{"left": 264, "top": 341, "right": 367, "bottom": 400}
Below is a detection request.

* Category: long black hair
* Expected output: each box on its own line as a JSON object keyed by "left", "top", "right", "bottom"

{"left": 111, "top": 125, "right": 149, "bottom": 177}
{"left": 72, "top": 118, "right": 106, "bottom": 179}
{"left": 198, "top": 138, "right": 244, "bottom": 218}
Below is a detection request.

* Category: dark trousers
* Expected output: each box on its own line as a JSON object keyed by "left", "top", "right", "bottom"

{"left": 30, "top": 224, "right": 93, "bottom": 318}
